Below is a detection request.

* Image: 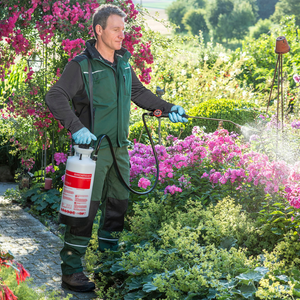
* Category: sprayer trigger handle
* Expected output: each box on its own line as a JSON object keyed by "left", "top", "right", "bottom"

{"left": 153, "top": 109, "right": 162, "bottom": 117}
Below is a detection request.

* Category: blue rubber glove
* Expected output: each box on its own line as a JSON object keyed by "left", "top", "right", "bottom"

{"left": 72, "top": 127, "right": 97, "bottom": 144}
{"left": 169, "top": 105, "right": 188, "bottom": 123}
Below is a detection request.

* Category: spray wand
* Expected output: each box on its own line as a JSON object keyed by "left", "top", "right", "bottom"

{"left": 149, "top": 109, "right": 242, "bottom": 128}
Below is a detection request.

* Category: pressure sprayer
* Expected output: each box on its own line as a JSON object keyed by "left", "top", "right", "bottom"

{"left": 59, "top": 108, "right": 255, "bottom": 226}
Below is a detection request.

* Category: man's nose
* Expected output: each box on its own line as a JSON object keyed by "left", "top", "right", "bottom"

{"left": 120, "top": 31, "right": 125, "bottom": 39}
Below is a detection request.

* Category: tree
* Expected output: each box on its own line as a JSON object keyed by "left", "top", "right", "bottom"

{"left": 193, "top": 0, "right": 207, "bottom": 8}
{"left": 166, "top": 0, "right": 189, "bottom": 33}
{"left": 271, "top": 0, "right": 300, "bottom": 26}
{"left": 182, "top": 8, "right": 209, "bottom": 37}
{"left": 256, "top": 0, "right": 279, "bottom": 20}
{"left": 229, "top": 1, "right": 256, "bottom": 40}
{"left": 208, "top": 0, "right": 256, "bottom": 42}
{"left": 206, "top": 0, "right": 234, "bottom": 30}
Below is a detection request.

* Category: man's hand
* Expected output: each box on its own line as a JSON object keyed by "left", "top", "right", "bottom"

{"left": 72, "top": 128, "right": 97, "bottom": 144}
{"left": 169, "top": 105, "right": 188, "bottom": 123}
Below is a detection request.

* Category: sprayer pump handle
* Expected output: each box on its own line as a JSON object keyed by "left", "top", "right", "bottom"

{"left": 79, "top": 144, "right": 89, "bottom": 149}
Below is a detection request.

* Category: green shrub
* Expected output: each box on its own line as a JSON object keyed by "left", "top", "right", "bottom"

{"left": 128, "top": 118, "right": 184, "bottom": 145}
{"left": 90, "top": 196, "right": 300, "bottom": 299}
{"left": 21, "top": 184, "right": 61, "bottom": 217}
{"left": 249, "top": 18, "right": 273, "bottom": 39}
{"left": 185, "top": 98, "right": 259, "bottom": 134}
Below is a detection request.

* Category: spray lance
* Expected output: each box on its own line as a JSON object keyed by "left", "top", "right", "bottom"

{"left": 58, "top": 108, "right": 257, "bottom": 226}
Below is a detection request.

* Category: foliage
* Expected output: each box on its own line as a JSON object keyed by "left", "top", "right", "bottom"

{"left": 182, "top": 8, "right": 209, "bottom": 38}
{"left": 235, "top": 15, "right": 300, "bottom": 100}
{"left": 137, "top": 32, "right": 263, "bottom": 123}
{"left": 90, "top": 196, "right": 300, "bottom": 299}
{"left": 0, "top": 62, "right": 26, "bottom": 104}
{"left": 271, "top": 0, "right": 300, "bottom": 26}
{"left": 165, "top": 0, "right": 189, "bottom": 33}
{"left": 256, "top": 0, "right": 279, "bottom": 20}
{"left": 208, "top": 0, "right": 256, "bottom": 42}
{"left": 21, "top": 185, "right": 61, "bottom": 216}
{"left": 129, "top": 117, "right": 185, "bottom": 145}
{"left": 249, "top": 18, "right": 273, "bottom": 39}
{"left": 207, "top": 0, "right": 234, "bottom": 30}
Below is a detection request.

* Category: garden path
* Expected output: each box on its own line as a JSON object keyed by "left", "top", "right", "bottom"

{"left": 0, "top": 182, "right": 98, "bottom": 300}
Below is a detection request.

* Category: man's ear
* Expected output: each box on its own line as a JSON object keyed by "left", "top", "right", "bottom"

{"left": 95, "top": 24, "right": 103, "bottom": 38}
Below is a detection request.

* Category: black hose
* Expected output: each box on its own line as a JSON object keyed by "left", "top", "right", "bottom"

{"left": 92, "top": 113, "right": 159, "bottom": 195}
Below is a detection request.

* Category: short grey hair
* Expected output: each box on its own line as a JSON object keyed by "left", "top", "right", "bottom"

{"left": 92, "top": 4, "right": 126, "bottom": 38}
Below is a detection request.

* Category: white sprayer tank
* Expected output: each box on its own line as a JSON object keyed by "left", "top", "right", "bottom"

{"left": 59, "top": 145, "right": 96, "bottom": 226}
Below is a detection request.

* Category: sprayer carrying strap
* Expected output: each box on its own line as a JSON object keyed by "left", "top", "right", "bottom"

{"left": 87, "top": 59, "right": 94, "bottom": 134}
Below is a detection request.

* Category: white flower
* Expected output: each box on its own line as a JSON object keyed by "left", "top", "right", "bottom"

{"left": 219, "top": 52, "right": 229, "bottom": 62}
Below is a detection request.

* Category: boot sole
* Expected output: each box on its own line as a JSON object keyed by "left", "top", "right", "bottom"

{"left": 61, "top": 281, "right": 95, "bottom": 292}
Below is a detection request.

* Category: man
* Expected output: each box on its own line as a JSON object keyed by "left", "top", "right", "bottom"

{"left": 45, "top": 4, "right": 187, "bottom": 293}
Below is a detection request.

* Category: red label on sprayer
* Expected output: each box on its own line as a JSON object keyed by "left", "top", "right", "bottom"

{"left": 64, "top": 170, "right": 92, "bottom": 189}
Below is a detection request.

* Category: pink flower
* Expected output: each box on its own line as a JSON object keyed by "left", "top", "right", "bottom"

{"left": 45, "top": 165, "right": 55, "bottom": 174}
{"left": 138, "top": 177, "right": 151, "bottom": 189}
{"left": 164, "top": 185, "right": 182, "bottom": 195}
{"left": 54, "top": 152, "right": 67, "bottom": 165}
{"left": 293, "top": 74, "right": 300, "bottom": 83}
{"left": 201, "top": 172, "right": 209, "bottom": 178}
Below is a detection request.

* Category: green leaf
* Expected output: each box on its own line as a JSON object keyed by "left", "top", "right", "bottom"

{"left": 36, "top": 200, "right": 48, "bottom": 210}
{"left": 236, "top": 270, "right": 262, "bottom": 283}
{"left": 254, "top": 267, "right": 269, "bottom": 276}
{"left": 220, "top": 236, "right": 237, "bottom": 250}
{"left": 206, "top": 288, "right": 218, "bottom": 300}
{"left": 127, "top": 266, "right": 143, "bottom": 275}
{"left": 124, "top": 290, "right": 146, "bottom": 300}
{"left": 275, "top": 275, "right": 289, "bottom": 283}
{"left": 236, "top": 284, "right": 256, "bottom": 298}
{"left": 142, "top": 282, "right": 158, "bottom": 293}
{"left": 110, "top": 262, "right": 125, "bottom": 274}
{"left": 127, "top": 278, "right": 143, "bottom": 292}
{"left": 270, "top": 211, "right": 285, "bottom": 215}
{"left": 31, "top": 193, "right": 41, "bottom": 202}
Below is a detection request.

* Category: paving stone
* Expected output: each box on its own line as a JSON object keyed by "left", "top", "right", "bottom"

{"left": 0, "top": 183, "right": 99, "bottom": 300}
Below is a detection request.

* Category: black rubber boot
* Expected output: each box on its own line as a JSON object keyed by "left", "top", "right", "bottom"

{"left": 62, "top": 271, "right": 95, "bottom": 292}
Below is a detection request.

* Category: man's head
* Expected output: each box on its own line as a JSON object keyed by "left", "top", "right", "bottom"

{"left": 92, "top": 4, "right": 126, "bottom": 39}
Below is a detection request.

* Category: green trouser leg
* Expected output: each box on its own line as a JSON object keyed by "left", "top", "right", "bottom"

{"left": 60, "top": 226, "right": 90, "bottom": 275}
{"left": 95, "top": 147, "right": 130, "bottom": 252}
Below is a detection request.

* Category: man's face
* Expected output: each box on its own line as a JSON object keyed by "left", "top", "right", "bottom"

{"left": 97, "top": 14, "right": 125, "bottom": 51}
